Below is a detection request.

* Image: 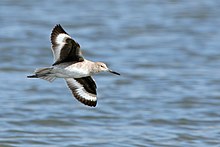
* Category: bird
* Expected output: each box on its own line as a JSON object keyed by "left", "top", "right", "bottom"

{"left": 27, "top": 24, "right": 120, "bottom": 107}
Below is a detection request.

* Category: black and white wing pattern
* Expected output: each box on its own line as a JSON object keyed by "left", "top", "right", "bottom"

{"left": 65, "top": 77, "right": 97, "bottom": 107}
{"left": 51, "top": 24, "right": 84, "bottom": 65}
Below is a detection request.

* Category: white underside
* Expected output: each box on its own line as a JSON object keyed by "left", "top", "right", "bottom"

{"left": 48, "top": 61, "right": 93, "bottom": 78}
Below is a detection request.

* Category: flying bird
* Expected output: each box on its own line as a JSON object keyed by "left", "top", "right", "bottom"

{"left": 27, "top": 24, "right": 120, "bottom": 107}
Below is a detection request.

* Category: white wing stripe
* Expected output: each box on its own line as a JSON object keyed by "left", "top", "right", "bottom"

{"left": 55, "top": 33, "right": 71, "bottom": 44}
{"left": 52, "top": 33, "right": 71, "bottom": 61}
{"left": 66, "top": 78, "right": 97, "bottom": 102}
{"left": 75, "top": 88, "right": 96, "bottom": 101}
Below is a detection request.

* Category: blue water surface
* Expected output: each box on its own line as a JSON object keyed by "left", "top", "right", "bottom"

{"left": 0, "top": 0, "right": 220, "bottom": 146}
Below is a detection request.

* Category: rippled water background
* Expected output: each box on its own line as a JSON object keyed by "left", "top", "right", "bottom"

{"left": 1, "top": 0, "right": 220, "bottom": 146}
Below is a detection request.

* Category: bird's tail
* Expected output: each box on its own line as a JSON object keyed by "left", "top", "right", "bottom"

{"left": 27, "top": 67, "right": 56, "bottom": 82}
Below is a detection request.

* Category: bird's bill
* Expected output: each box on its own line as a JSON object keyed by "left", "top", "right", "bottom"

{"left": 108, "top": 69, "right": 120, "bottom": 75}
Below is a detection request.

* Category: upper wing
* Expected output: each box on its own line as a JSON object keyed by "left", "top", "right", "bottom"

{"left": 65, "top": 77, "right": 97, "bottom": 107}
{"left": 50, "top": 24, "right": 84, "bottom": 65}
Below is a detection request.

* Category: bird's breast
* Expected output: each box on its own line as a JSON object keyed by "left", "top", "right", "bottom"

{"left": 53, "top": 61, "right": 93, "bottom": 78}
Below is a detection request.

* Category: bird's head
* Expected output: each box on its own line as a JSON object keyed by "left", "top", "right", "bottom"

{"left": 95, "top": 62, "right": 120, "bottom": 75}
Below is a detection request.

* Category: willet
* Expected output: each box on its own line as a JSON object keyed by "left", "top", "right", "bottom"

{"left": 27, "top": 24, "right": 120, "bottom": 107}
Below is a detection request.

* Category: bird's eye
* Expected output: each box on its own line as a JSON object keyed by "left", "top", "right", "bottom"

{"left": 101, "top": 65, "right": 104, "bottom": 68}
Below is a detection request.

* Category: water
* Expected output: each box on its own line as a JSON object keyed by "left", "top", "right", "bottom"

{"left": 1, "top": 0, "right": 220, "bottom": 146}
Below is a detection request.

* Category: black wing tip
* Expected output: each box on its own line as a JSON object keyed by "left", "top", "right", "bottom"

{"left": 73, "top": 92, "right": 97, "bottom": 107}
{"left": 82, "top": 100, "right": 97, "bottom": 107}
{"left": 74, "top": 94, "right": 97, "bottom": 107}
{"left": 51, "top": 24, "right": 68, "bottom": 44}
{"left": 52, "top": 24, "right": 66, "bottom": 33}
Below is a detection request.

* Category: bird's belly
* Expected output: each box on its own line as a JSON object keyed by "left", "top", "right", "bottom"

{"left": 52, "top": 66, "right": 90, "bottom": 78}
